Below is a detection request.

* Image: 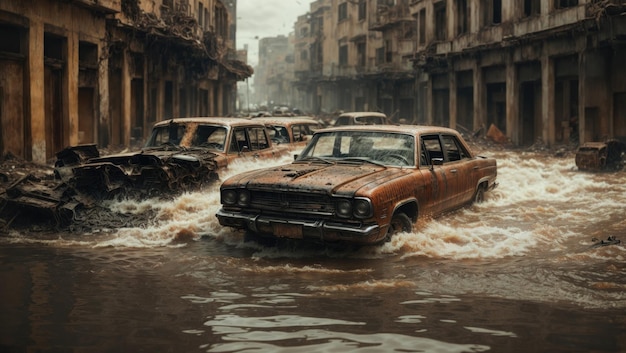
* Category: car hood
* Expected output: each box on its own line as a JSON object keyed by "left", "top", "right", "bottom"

{"left": 225, "top": 161, "right": 410, "bottom": 196}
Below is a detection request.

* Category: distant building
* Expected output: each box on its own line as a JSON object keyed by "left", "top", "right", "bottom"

{"left": 0, "top": 0, "right": 252, "bottom": 163}
{"left": 254, "top": 35, "right": 293, "bottom": 110}
{"left": 286, "top": 0, "right": 626, "bottom": 146}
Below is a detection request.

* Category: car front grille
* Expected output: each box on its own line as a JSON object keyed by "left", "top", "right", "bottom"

{"left": 249, "top": 190, "right": 335, "bottom": 215}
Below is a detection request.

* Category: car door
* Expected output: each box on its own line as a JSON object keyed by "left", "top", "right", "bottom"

{"left": 441, "top": 134, "right": 472, "bottom": 205}
{"left": 419, "top": 134, "right": 452, "bottom": 214}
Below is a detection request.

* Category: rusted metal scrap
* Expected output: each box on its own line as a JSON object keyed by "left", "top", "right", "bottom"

{"left": 1, "top": 144, "right": 220, "bottom": 229}
{"left": 575, "top": 140, "right": 626, "bottom": 171}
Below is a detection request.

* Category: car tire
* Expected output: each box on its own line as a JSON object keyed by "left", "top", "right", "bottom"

{"left": 385, "top": 212, "right": 412, "bottom": 242}
{"left": 473, "top": 184, "right": 486, "bottom": 204}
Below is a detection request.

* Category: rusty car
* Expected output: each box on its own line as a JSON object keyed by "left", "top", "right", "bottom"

{"left": 1, "top": 117, "right": 289, "bottom": 228}
{"left": 333, "top": 111, "right": 392, "bottom": 126}
{"left": 575, "top": 139, "right": 625, "bottom": 171}
{"left": 253, "top": 116, "right": 324, "bottom": 151}
{"left": 216, "top": 125, "right": 498, "bottom": 245}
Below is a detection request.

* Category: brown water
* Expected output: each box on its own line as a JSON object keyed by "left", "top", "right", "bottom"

{"left": 1, "top": 150, "right": 625, "bottom": 352}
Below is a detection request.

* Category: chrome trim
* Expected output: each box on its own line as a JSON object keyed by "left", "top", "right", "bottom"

{"left": 216, "top": 209, "right": 380, "bottom": 237}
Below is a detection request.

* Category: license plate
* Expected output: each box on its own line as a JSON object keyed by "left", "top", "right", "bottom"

{"left": 273, "top": 223, "right": 303, "bottom": 239}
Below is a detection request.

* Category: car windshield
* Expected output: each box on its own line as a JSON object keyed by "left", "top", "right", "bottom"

{"left": 297, "top": 131, "right": 415, "bottom": 167}
{"left": 145, "top": 122, "right": 227, "bottom": 152}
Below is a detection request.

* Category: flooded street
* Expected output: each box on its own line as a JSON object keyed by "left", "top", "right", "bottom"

{"left": 1, "top": 149, "right": 625, "bottom": 352}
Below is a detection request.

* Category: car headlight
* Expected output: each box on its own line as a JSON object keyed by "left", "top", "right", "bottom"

{"left": 336, "top": 199, "right": 352, "bottom": 218}
{"left": 222, "top": 189, "right": 238, "bottom": 205}
{"left": 237, "top": 190, "right": 251, "bottom": 206}
{"left": 353, "top": 198, "right": 373, "bottom": 218}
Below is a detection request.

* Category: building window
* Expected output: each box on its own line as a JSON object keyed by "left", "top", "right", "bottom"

{"left": 338, "top": 2, "right": 348, "bottom": 21}
{"left": 456, "top": 0, "right": 469, "bottom": 35}
{"left": 198, "top": 2, "right": 204, "bottom": 28}
{"left": 434, "top": 2, "right": 447, "bottom": 41}
{"left": 524, "top": 0, "right": 541, "bottom": 16}
{"left": 482, "top": 0, "right": 502, "bottom": 26}
{"left": 385, "top": 40, "right": 392, "bottom": 63}
{"left": 376, "top": 47, "right": 384, "bottom": 65}
{"left": 358, "top": 0, "right": 367, "bottom": 21}
{"left": 556, "top": 0, "right": 578, "bottom": 9}
{"left": 418, "top": 9, "right": 426, "bottom": 45}
{"left": 339, "top": 44, "right": 348, "bottom": 66}
{"left": 301, "top": 50, "right": 308, "bottom": 61}
{"left": 0, "top": 24, "right": 23, "bottom": 55}
{"left": 356, "top": 42, "right": 366, "bottom": 67}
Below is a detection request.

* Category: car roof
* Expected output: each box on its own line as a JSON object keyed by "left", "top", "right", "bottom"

{"left": 315, "top": 124, "right": 462, "bottom": 136}
{"left": 253, "top": 117, "right": 321, "bottom": 125}
{"left": 338, "top": 111, "right": 387, "bottom": 118}
{"left": 152, "top": 117, "right": 265, "bottom": 128}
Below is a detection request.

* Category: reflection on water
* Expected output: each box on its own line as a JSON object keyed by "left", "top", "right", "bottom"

{"left": 1, "top": 150, "right": 626, "bottom": 352}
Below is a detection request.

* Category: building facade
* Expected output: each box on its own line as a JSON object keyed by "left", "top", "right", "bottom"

{"left": 411, "top": 0, "right": 626, "bottom": 146}
{"left": 285, "top": 0, "right": 625, "bottom": 146}
{"left": 0, "top": 0, "right": 251, "bottom": 163}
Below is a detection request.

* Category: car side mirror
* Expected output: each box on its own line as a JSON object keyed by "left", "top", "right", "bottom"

{"left": 293, "top": 154, "right": 299, "bottom": 161}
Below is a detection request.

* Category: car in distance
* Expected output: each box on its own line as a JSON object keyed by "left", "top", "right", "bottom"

{"left": 216, "top": 125, "right": 498, "bottom": 245}
{"left": 333, "top": 111, "right": 392, "bottom": 126}
{"left": 253, "top": 116, "right": 324, "bottom": 151}
{"left": 2, "top": 117, "right": 289, "bottom": 226}
{"left": 55, "top": 117, "right": 290, "bottom": 195}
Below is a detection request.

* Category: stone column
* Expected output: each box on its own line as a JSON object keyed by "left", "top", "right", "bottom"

{"left": 473, "top": 61, "right": 484, "bottom": 132}
{"left": 541, "top": 54, "right": 555, "bottom": 146}
{"left": 506, "top": 53, "right": 519, "bottom": 145}
{"left": 578, "top": 51, "right": 586, "bottom": 144}
{"left": 449, "top": 70, "right": 457, "bottom": 130}
{"left": 28, "top": 20, "right": 46, "bottom": 164}
{"left": 97, "top": 40, "right": 109, "bottom": 146}
{"left": 67, "top": 32, "right": 79, "bottom": 146}
{"left": 122, "top": 48, "right": 132, "bottom": 146}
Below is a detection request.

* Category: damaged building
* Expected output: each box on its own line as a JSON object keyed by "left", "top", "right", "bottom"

{"left": 0, "top": 0, "right": 252, "bottom": 164}
{"left": 290, "top": 0, "right": 418, "bottom": 121}
{"left": 286, "top": 0, "right": 626, "bottom": 146}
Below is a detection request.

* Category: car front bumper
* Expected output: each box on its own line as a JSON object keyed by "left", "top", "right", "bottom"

{"left": 216, "top": 208, "right": 383, "bottom": 244}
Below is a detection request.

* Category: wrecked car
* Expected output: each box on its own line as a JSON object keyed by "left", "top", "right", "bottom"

{"left": 253, "top": 116, "right": 324, "bottom": 151}
{"left": 333, "top": 112, "right": 392, "bottom": 126}
{"left": 575, "top": 140, "right": 625, "bottom": 171}
{"left": 1, "top": 117, "right": 289, "bottom": 228}
{"left": 216, "top": 125, "right": 498, "bottom": 245}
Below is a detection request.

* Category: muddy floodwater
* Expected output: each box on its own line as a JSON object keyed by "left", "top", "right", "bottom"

{"left": 1, "top": 149, "right": 625, "bottom": 352}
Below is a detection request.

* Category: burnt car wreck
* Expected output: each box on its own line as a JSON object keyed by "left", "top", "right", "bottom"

{"left": 0, "top": 118, "right": 288, "bottom": 230}
{"left": 575, "top": 140, "right": 626, "bottom": 171}
{"left": 1, "top": 143, "right": 218, "bottom": 230}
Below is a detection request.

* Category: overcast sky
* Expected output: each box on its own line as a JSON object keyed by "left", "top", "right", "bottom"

{"left": 236, "top": 0, "right": 311, "bottom": 67}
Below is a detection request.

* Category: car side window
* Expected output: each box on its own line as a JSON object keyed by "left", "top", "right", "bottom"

{"left": 292, "top": 125, "right": 303, "bottom": 142}
{"left": 420, "top": 135, "right": 443, "bottom": 166}
{"left": 229, "top": 128, "right": 247, "bottom": 153}
{"left": 247, "top": 127, "right": 269, "bottom": 151}
{"left": 442, "top": 135, "right": 468, "bottom": 162}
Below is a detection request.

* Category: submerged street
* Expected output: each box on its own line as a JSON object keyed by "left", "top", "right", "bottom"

{"left": 1, "top": 147, "right": 625, "bottom": 352}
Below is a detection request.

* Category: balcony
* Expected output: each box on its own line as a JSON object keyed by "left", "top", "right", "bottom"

{"left": 370, "top": 3, "right": 413, "bottom": 31}
{"left": 71, "top": 0, "right": 120, "bottom": 14}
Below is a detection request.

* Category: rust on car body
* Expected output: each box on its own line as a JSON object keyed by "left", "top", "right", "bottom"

{"left": 575, "top": 140, "right": 625, "bottom": 171}
{"left": 1, "top": 117, "right": 290, "bottom": 228}
{"left": 217, "top": 125, "right": 498, "bottom": 246}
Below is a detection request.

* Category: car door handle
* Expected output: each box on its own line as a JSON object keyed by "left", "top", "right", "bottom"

{"left": 450, "top": 169, "right": 457, "bottom": 173}
{"left": 473, "top": 166, "right": 479, "bottom": 170}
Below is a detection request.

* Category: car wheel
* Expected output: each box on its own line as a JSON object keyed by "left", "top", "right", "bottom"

{"left": 473, "top": 184, "right": 486, "bottom": 204}
{"left": 385, "top": 212, "right": 412, "bottom": 242}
